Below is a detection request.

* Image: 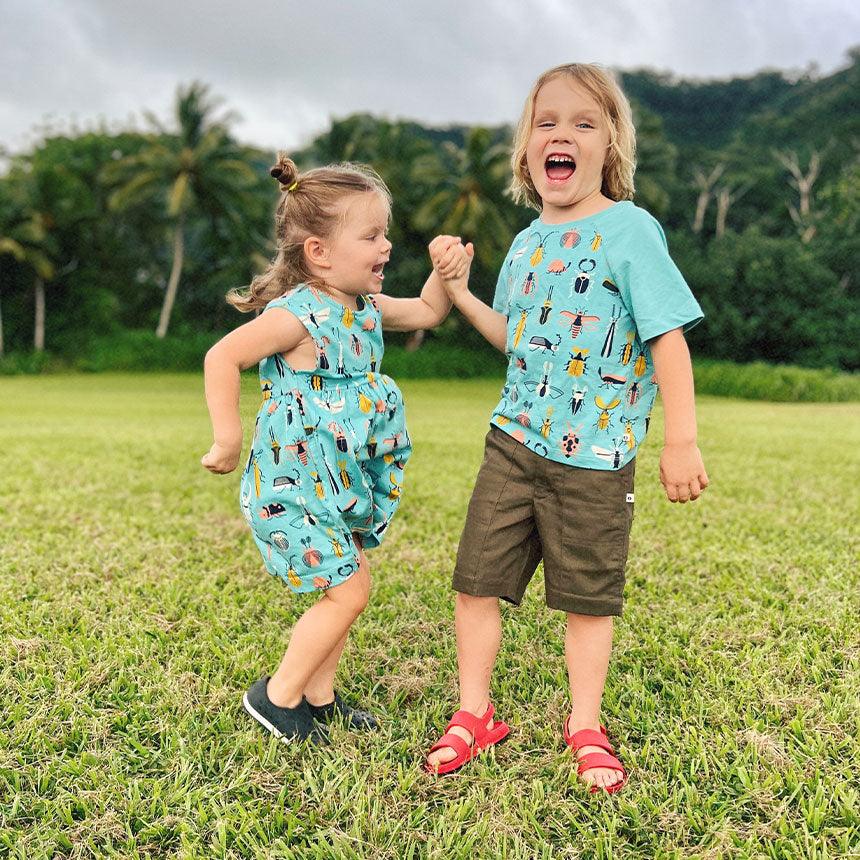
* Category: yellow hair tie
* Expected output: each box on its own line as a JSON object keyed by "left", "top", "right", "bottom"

{"left": 286, "top": 181, "right": 298, "bottom": 192}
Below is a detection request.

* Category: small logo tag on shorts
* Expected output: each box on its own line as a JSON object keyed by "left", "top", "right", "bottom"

{"left": 626, "top": 493, "right": 635, "bottom": 503}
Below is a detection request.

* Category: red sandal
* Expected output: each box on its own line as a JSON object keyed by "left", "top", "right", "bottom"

{"left": 563, "top": 721, "right": 628, "bottom": 794}
{"left": 425, "top": 703, "right": 510, "bottom": 775}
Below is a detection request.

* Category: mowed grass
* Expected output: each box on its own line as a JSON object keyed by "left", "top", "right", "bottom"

{"left": 1, "top": 373, "right": 858, "bottom": 860}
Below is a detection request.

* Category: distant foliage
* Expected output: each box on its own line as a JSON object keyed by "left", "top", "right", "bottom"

{"left": 1, "top": 54, "right": 858, "bottom": 376}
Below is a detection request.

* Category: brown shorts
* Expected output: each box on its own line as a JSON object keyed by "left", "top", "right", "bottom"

{"left": 452, "top": 426, "right": 635, "bottom": 616}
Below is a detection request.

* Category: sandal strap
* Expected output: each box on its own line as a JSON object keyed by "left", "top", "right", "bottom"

{"left": 577, "top": 751, "right": 625, "bottom": 777}
{"left": 446, "top": 709, "right": 490, "bottom": 743}
{"left": 428, "top": 732, "right": 471, "bottom": 760}
{"left": 569, "top": 728, "right": 614, "bottom": 752}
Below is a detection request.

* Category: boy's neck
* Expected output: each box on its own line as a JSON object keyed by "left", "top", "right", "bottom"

{"left": 540, "top": 192, "right": 615, "bottom": 225}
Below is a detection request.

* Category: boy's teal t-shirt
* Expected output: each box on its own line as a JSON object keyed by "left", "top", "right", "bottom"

{"left": 491, "top": 201, "right": 703, "bottom": 470}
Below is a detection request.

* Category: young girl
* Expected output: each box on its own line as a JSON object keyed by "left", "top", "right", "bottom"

{"left": 202, "top": 155, "right": 470, "bottom": 742}
{"left": 425, "top": 64, "right": 709, "bottom": 791}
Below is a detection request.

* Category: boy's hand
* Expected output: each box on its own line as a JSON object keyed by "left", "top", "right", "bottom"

{"left": 429, "top": 236, "right": 473, "bottom": 278}
{"left": 429, "top": 236, "right": 474, "bottom": 297}
{"left": 201, "top": 441, "right": 241, "bottom": 474}
{"left": 659, "top": 443, "right": 709, "bottom": 503}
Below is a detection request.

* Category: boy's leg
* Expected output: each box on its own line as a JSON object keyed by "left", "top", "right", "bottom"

{"left": 427, "top": 427, "right": 541, "bottom": 768}
{"left": 426, "top": 592, "right": 502, "bottom": 768}
{"left": 267, "top": 549, "right": 371, "bottom": 708}
{"left": 564, "top": 613, "right": 621, "bottom": 790}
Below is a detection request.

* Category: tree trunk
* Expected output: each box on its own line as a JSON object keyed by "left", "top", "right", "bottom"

{"left": 404, "top": 329, "right": 425, "bottom": 352}
{"left": 715, "top": 182, "right": 752, "bottom": 239}
{"left": 34, "top": 277, "right": 45, "bottom": 352}
{"left": 691, "top": 164, "right": 724, "bottom": 235}
{"left": 774, "top": 149, "right": 822, "bottom": 245}
{"left": 693, "top": 192, "right": 709, "bottom": 234}
{"left": 715, "top": 190, "right": 729, "bottom": 238}
{"left": 0, "top": 290, "right": 4, "bottom": 358}
{"left": 156, "top": 215, "right": 185, "bottom": 339}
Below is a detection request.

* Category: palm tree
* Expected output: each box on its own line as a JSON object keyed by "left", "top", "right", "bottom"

{"left": 411, "top": 127, "right": 513, "bottom": 268}
{"left": 0, "top": 171, "right": 62, "bottom": 353}
{"left": 105, "top": 82, "right": 256, "bottom": 338}
{"left": 0, "top": 232, "right": 55, "bottom": 354}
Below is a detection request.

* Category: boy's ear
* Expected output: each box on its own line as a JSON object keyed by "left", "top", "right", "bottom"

{"left": 303, "top": 236, "right": 330, "bottom": 269}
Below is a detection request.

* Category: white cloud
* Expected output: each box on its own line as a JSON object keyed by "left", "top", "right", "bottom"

{"left": 3, "top": 0, "right": 858, "bottom": 154}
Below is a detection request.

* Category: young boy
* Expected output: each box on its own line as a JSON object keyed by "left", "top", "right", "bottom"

{"left": 425, "top": 63, "right": 709, "bottom": 792}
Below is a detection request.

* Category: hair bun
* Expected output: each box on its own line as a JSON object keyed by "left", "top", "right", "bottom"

{"left": 270, "top": 153, "right": 298, "bottom": 189}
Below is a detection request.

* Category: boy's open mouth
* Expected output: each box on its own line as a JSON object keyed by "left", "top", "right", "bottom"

{"left": 372, "top": 263, "right": 385, "bottom": 281}
{"left": 545, "top": 153, "right": 576, "bottom": 182}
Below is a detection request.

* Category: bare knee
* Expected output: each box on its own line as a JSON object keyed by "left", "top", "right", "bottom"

{"left": 327, "top": 558, "right": 370, "bottom": 619}
{"left": 456, "top": 591, "right": 499, "bottom": 615}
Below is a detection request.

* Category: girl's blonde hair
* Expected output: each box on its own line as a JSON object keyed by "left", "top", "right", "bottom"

{"left": 228, "top": 154, "right": 391, "bottom": 312}
{"left": 510, "top": 64, "right": 636, "bottom": 210}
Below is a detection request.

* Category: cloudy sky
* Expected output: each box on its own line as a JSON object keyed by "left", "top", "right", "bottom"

{"left": 4, "top": 0, "right": 859, "bottom": 155}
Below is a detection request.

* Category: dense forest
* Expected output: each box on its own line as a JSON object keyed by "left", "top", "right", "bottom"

{"left": 1, "top": 52, "right": 857, "bottom": 371}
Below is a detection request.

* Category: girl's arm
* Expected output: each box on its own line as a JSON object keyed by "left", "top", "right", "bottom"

{"left": 649, "top": 327, "right": 709, "bottom": 503}
{"left": 373, "top": 235, "right": 464, "bottom": 332}
{"left": 201, "top": 308, "right": 307, "bottom": 474}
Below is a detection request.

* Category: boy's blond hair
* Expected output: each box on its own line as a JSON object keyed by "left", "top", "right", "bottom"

{"left": 510, "top": 64, "right": 636, "bottom": 210}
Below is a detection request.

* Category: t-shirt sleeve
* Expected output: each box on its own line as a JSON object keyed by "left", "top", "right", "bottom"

{"left": 608, "top": 211, "right": 703, "bottom": 343}
{"left": 491, "top": 238, "right": 521, "bottom": 316}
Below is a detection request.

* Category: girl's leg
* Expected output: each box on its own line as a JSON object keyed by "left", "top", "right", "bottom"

{"left": 267, "top": 548, "right": 370, "bottom": 708}
{"left": 302, "top": 631, "right": 348, "bottom": 705}
{"left": 426, "top": 591, "right": 502, "bottom": 768}
{"left": 565, "top": 612, "right": 621, "bottom": 789}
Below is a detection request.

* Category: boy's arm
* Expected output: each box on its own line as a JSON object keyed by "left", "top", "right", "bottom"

{"left": 449, "top": 289, "right": 508, "bottom": 353}
{"left": 649, "top": 327, "right": 709, "bottom": 503}
{"left": 441, "top": 248, "right": 508, "bottom": 353}
{"left": 202, "top": 308, "right": 307, "bottom": 474}
{"left": 374, "top": 236, "right": 462, "bottom": 332}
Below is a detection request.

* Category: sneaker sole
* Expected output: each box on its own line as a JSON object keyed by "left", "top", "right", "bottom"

{"left": 242, "top": 692, "right": 295, "bottom": 743}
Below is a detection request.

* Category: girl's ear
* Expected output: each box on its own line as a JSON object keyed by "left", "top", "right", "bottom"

{"left": 303, "top": 236, "right": 330, "bottom": 269}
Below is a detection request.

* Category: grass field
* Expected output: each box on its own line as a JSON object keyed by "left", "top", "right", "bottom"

{"left": 1, "top": 374, "right": 858, "bottom": 859}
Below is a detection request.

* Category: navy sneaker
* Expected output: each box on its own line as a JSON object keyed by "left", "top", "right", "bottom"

{"left": 306, "top": 692, "right": 379, "bottom": 731}
{"left": 242, "top": 677, "right": 327, "bottom": 743}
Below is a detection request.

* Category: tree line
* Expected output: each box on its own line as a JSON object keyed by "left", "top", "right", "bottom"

{"left": 1, "top": 53, "right": 857, "bottom": 371}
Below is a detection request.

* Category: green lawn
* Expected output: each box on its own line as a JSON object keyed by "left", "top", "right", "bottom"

{"left": 1, "top": 374, "right": 858, "bottom": 859}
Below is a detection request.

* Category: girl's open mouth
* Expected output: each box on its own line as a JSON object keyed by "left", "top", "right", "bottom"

{"left": 545, "top": 154, "right": 576, "bottom": 182}
{"left": 372, "top": 263, "right": 385, "bottom": 281}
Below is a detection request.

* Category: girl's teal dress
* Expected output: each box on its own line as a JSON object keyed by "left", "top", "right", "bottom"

{"left": 240, "top": 284, "right": 411, "bottom": 592}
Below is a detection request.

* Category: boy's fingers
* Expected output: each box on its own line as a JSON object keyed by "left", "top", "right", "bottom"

{"left": 465, "top": 242, "right": 475, "bottom": 258}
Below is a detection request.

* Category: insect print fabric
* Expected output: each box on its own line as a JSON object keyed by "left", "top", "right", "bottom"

{"left": 492, "top": 202, "right": 703, "bottom": 470}
{"left": 240, "top": 285, "right": 411, "bottom": 593}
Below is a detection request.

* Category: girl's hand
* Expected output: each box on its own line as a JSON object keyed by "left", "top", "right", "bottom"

{"left": 430, "top": 240, "right": 475, "bottom": 298}
{"left": 659, "top": 443, "right": 709, "bottom": 503}
{"left": 201, "top": 441, "right": 242, "bottom": 474}
{"left": 429, "top": 236, "right": 472, "bottom": 280}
